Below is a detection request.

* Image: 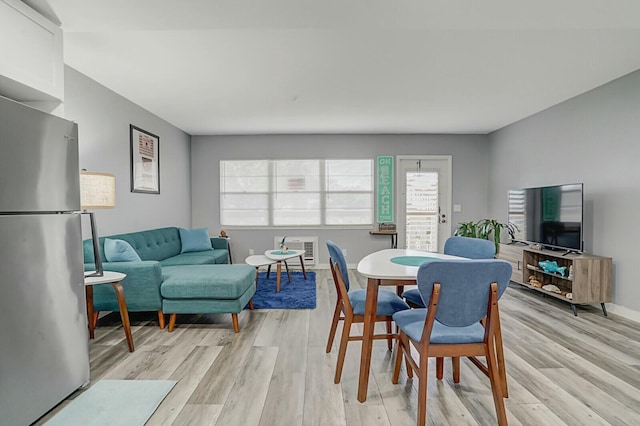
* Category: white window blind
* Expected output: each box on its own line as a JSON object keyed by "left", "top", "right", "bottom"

{"left": 220, "top": 160, "right": 269, "bottom": 226}
{"left": 325, "top": 159, "right": 373, "bottom": 225}
{"left": 220, "top": 159, "right": 373, "bottom": 227}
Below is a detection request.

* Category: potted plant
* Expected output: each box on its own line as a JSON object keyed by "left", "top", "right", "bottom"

{"left": 454, "top": 219, "right": 518, "bottom": 254}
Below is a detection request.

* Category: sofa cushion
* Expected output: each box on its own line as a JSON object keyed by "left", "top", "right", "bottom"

{"left": 179, "top": 227, "right": 212, "bottom": 253}
{"left": 161, "top": 265, "right": 255, "bottom": 300}
{"left": 84, "top": 227, "right": 182, "bottom": 263}
{"left": 162, "top": 282, "right": 256, "bottom": 315}
{"left": 160, "top": 251, "right": 217, "bottom": 266}
{"left": 104, "top": 238, "right": 142, "bottom": 262}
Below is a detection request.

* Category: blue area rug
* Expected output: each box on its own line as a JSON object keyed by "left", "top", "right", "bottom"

{"left": 45, "top": 380, "right": 176, "bottom": 426}
{"left": 250, "top": 271, "right": 316, "bottom": 309}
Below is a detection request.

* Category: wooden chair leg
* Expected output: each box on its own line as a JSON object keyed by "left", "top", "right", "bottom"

{"left": 249, "top": 299, "right": 255, "bottom": 310}
{"left": 392, "top": 335, "right": 404, "bottom": 384}
{"left": 326, "top": 301, "right": 342, "bottom": 353}
{"left": 495, "top": 321, "right": 509, "bottom": 397}
{"left": 405, "top": 354, "right": 414, "bottom": 378}
{"left": 436, "top": 357, "right": 444, "bottom": 380}
{"left": 232, "top": 313, "right": 239, "bottom": 333}
{"left": 334, "top": 315, "right": 353, "bottom": 384}
{"left": 386, "top": 320, "right": 393, "bottom": 350}
{"left": 168, "top": 313, "right": 177, "bottom": 332}
{"left": 485, "top": 339, "right": 508, "bottom": 425}
{"left": 417, "top": 349, "right": 429, "bottom": 426}
{"left": 158, "top": 310, "right": 165, "bottom": 329}
{"left": 452, "top": 357, "right": 460, "bottom": 383}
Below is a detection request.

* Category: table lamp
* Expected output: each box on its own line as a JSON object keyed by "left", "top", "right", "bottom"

{"left": 80, "top": 170, "right": 116, "bottom": 277}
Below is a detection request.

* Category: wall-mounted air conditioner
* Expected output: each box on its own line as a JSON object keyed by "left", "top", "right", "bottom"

{"left": 274, "top": 236, "right": 318, "bottom": 266}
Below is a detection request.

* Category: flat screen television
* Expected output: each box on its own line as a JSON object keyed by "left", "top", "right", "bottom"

{"left": 507, "top": 183, "right": 583, "bottom": 253}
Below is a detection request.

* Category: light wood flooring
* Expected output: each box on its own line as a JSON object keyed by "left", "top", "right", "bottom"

{"left": 37, "top": 269, "right": 640, "bottom": 425}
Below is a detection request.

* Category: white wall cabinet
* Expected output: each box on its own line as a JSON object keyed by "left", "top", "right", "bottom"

{"left": 0, "top": 0, "right": 63, "bottom": 104}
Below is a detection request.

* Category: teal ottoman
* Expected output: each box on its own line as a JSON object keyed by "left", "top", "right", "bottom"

{"left": 161, "top": 264, "right": 256, "bottom": 332}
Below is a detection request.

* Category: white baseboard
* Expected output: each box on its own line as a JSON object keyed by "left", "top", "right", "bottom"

{"left": 603, "top": 303, "right": 640, "bottom": 323}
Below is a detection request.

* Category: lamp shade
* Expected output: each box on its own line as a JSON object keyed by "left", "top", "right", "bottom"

{"left": 80, "top": 171, "right": 116, "bottom": 209}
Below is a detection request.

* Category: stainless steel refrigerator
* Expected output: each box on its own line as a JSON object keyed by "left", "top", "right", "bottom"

{"left": 0, "top": 95, "right": 90, "bottom": 425}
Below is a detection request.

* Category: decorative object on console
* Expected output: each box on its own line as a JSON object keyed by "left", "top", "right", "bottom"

{"left": 80, "top": 170, "right": 116, "bottom": 277}
{"left": 378, "top": 222, "right": 396, "bottom": 231}
{"left": 538, "top": 260, "right": 567, "bottom": 277}
{"left": 528, "top": 275, "right": 543, "bottom": 288}
{"left": 542, "top": 284, "right": 562, "bottom": 294}
{"left": 279, "top": 236, "right": 288, "bottom": 252}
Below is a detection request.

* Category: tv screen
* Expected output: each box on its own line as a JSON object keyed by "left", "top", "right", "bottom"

{"left": 508, "top": 183, "right": 583, "bottom": 252}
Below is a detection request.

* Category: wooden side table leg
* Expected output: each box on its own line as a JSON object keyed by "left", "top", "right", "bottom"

{"left": 85, "top": 284, "right": 95, "bottom": 339}
{"left": 284, "top": 260, "right": 292, "bottom": 283}
{"left": 299, "top": 255, "right": 307, "bottom": 279}
{"left": 276, "top": 261, "right": 282, "bottom": 292}
{"left": 111, "top": 281, "right": 134, "bottom": 352}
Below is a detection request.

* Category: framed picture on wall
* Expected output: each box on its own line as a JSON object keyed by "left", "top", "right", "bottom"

{"left": 130, "top": 125, "right": 160, "bottom": 194}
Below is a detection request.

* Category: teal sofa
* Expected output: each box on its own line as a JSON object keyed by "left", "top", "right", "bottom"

{"left": 83, "top": 227, "right": 255, "bottom": 332}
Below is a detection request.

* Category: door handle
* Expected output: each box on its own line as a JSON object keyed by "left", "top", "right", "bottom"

{"left": 438, "top": 207, "right": 447, "bottom": 224}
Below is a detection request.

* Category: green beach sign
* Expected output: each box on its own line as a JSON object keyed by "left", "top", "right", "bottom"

{"left": 376, "top": 156, "right": 393, "bottom": 223}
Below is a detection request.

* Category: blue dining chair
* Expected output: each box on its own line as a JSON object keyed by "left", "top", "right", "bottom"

{"left": 402, "top": 236, "right": 502, "bottom": 395}
{"left": 402, "top": 236, "right": 496, "bottom": 308}
{"left": 392, "top": 259, "right": 512, "bottom": 426}
{"left": 325, "top": 240, "right": 410, "bottom": 383}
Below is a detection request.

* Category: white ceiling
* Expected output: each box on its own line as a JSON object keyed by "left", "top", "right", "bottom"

{"left": 26, "top": 0, "right": 640, "bottom": 135}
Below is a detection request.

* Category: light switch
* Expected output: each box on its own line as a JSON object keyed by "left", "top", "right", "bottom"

{"left": 453, "top": 204, "right": 462, "bottom": 212}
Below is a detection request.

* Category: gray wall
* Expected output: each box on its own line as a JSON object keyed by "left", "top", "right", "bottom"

{"left": 64, "top": 66, "right": 192, "bottom": 236}
{"left": 488, "top": 69, "right": 640, "bottom": 313}
{"left": 191, "top": 134, "right": 489, "bottom": 265}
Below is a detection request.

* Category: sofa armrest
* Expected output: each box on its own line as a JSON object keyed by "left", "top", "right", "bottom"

{"left": 84, "top": 261, "right": 164, "bottom": 312}
{"left": 210, "top": 237, "right": 229, "bottom": 250}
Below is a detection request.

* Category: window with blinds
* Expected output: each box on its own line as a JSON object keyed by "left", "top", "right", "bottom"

{"left": 220, "top": 159, "right": 373, "bottom": 227}
{"left": 508, "top": 189, "right": 526, "bottom": 241}
{"left": 405, "top": 171, "right": 439, "bottom": 251}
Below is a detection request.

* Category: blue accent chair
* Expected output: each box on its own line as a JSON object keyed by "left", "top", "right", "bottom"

{"left": 392, "top": 259, "right": 512, "bottom": 426}
{"left": 402, "top": 236, "right": 496, "bottom": 308}
{"left": 325, "top": 240, "right": 410, "bottom": 383}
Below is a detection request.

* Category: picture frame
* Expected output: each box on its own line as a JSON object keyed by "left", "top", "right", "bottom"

{"left": 130, "top": 125, "right": 160, "bottom": 194}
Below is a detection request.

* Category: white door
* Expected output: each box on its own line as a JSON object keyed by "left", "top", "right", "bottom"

{"left": 397, "top": 156, "right": 451, "bottom": 252}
